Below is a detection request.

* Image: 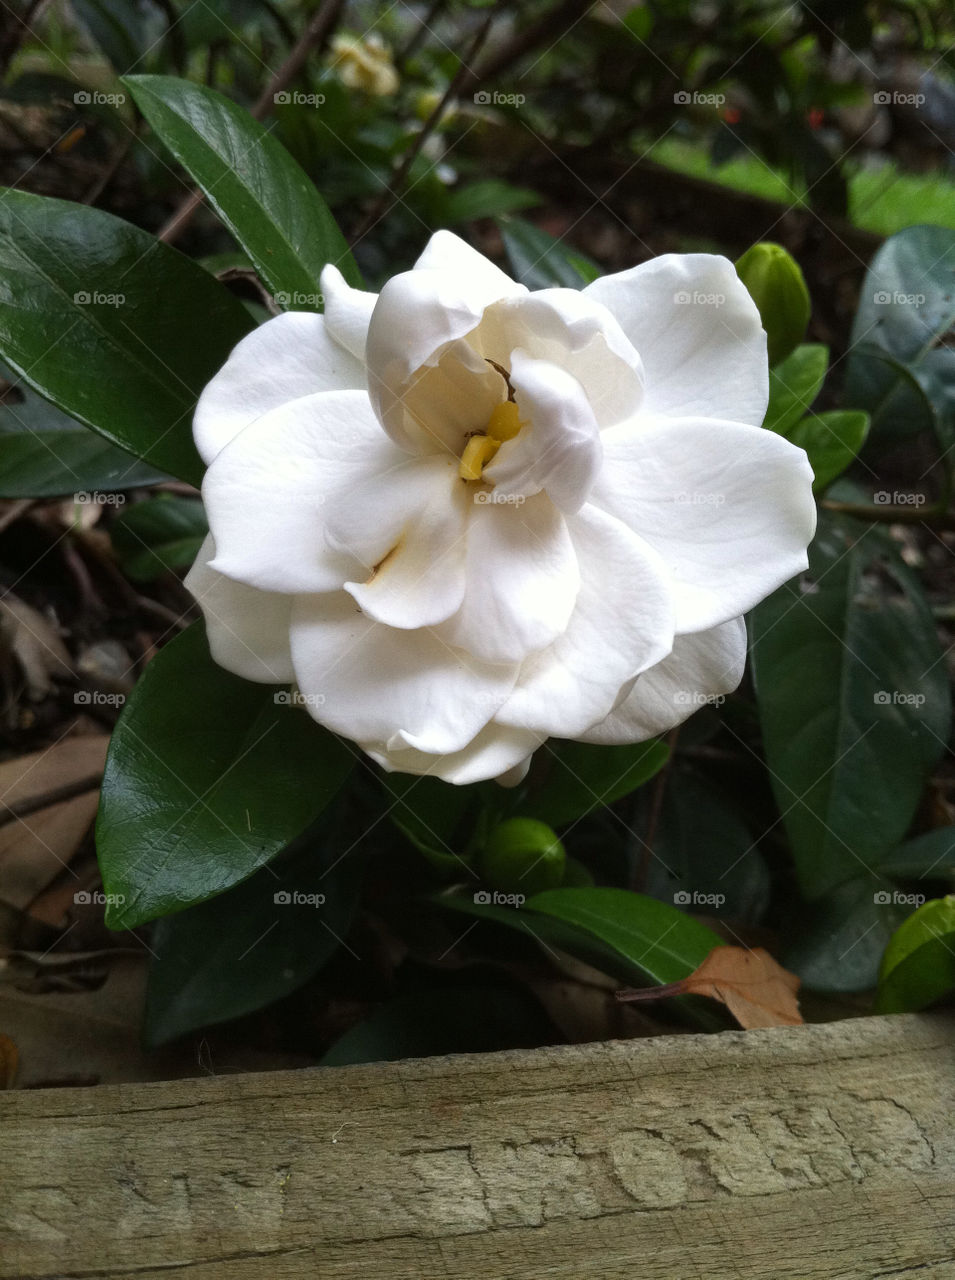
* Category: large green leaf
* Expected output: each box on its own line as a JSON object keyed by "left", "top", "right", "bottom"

{"left": 784, "top": 876, "right": 907, "bottom": 992}
{"left": 763, "top": 343, "right": 828, "bottom": 435}
{"left": 96, "top": 621, "right": 353, "bottom": 929}
{"left": 144, "top": 812, "right": 364, "bottom": 1045}
{"left": 787, "top": 409, "right": 869, "bottom": 493}
{"left": 0, "top": 365, "right": 164, "bottom": 495}
{"left": 0, "top": 188, "right": 253, "bottom": 485}
{"left": 844, "top": 225, "right": 955, "bottom": 441}
{"left": 750, "top": 512, "right": 950, "bottom": 898}
{"left": 879, "top": 826, "right": 955, "bottom": 879}
{"left": 124, "top": 76, "right": 361, "bottom": 303}
{"left": 525, "top": 738, "right": 669, "bottom": 828}
{"left": 876, "top": 895, "right": 955, "bottom": 1013}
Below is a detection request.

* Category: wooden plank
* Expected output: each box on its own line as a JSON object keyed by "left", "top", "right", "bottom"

{"left": 2, "top": 1012, "right": 953, "bottom": 1278}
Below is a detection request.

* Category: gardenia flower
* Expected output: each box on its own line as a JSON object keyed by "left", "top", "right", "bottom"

{"left": 186, "top": 232, "right": 815, "bottom": 785}
{"left": 329, "top": 34, "right": 400, "bottom": 97}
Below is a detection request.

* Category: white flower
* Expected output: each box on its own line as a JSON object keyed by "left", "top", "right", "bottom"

{"left": 329, "top": 34, "right": 400, "bottom": 97}
{"left": 186, "top": 232, "right": 815, "bottom": 785}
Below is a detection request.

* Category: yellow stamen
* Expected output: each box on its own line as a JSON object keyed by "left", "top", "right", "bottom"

{"left": 459, "top": 434, "right": 500, "bottom": 480}
{"left": 486, "top": 400, "right": 523, "bottom": 441}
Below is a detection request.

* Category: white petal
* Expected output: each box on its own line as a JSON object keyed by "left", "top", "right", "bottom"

{"left": 289, "top": 592, "right": 520, "bottom": 755}
{"left": 436, "top": 491, "right": 579, "bottom": 664}
{"left": 366, "top": 238, "right": 525, "bottom": 453}
{"left": 479, "top": 287, "right": 644, "bottom": 428}
{"left": 579, "top": 618, "right": 747, "bottom": 743}
{"left": 497, "top": 504, "right": 675, "bottom": 738}
{"left": 365, "top": 721, "right": 544, "bottom": 786}
{"left": 583, "top": 254, "right": 768, "bottom": 426}
{"left": 334, "top": 456, "right": 470, "bottom": 629}
{"left": 320, "top": 263, "right": 377, "bottom": 363}
{"left": 185, "top": 534, "right": 294, "bottom": 683}
{"left": 203, "top": 390, "right": 405, "bottom": 594}
{"left": 193, "top": 312, "right": 366, "bottom": 466}
{"left": 485, "top": 352, "right": 603, "bottom": 514}
{"left": 591, "top": 413, "right": 816, "bottom": 633}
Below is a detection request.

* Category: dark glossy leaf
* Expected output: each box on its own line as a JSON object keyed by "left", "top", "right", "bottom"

{"left": 750, "top": 512, "right": 950, "bottom": 897}
{"left": 876, "top": 896, "right": 955, "bottom": 1013}
{"left": 498, "top": 216, "right": 600, "bottom": 289}
{"left": 784, "top": 875, "right": 907, "bottom": 992}
{"left": 96, "top": 621, "right": 353, "bottom": 929}
{"left": 845, "top": 225, "right": 955, "bottom": 441}
{"left": 383, "top": 771, "right": 482, "bottom": 879}
{"left": 879, "top": 827, "right": 955, "bottom": 879}
{"left": 110, "top": 494, "right": 207, "bottom": 580}
{"left": 124, "top": 76, "right": 361, "bottom": 303}
{"left": 526, "top": 738, "right": 669, "bottom": 828}
{"left": 0, "top": 188, "right": 253, "bottom": 485}
{"left": 0, "top": 367, "right": 164, "bottom": 495}
{"left": 144, "top": 814, "right": 364, "bottom": 1045}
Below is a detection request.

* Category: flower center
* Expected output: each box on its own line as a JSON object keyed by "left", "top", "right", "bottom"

{"left": 458, "top": 401, "right": 524, "bottom": 481}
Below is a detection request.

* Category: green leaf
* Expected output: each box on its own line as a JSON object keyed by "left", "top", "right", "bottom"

{"left": 0, "top": 188, "right": 253, "bottom": 486}
{"left": 0, "top": 366, "right": 165, "bottom": 496}
{"left": 526, "top": 886, "right": 722, "bottom": 986}
{"left": 442, "top": 180, "right": 541, "bottom": 226}
{"left": 74, "top": 0, "right": 152, "bottom": 72}
{"left": 787, "top": 409, "right": 870, "bottom": 493}
{"left": 144, "top": 815, "right": 364, "bottom": 1045}
{"left": 876, "top": 895, "right": 955, "bottom": 1013}
{"left": 878, "top": 827, "right": 955, "bottom": 879}
{"left": 109, "top": 494, "right": 207, "bottom": 580}
{"left": 784, "top": 876, "right": 907, "bottom": 992}
{"left": 124, "top": 76, "right": 361, "bottom": 303}
{"left": 96, "top": 621, "right": 353, "bottom": 929}
{"left": 750, "top": 511, "right": 950, "bottom": 898}
{"left": 526, "top": 738, "right": 668, "bottom": 828}
{"left": 645, "top": 769, "right": 770, "bottom": 924}
{"left": 845, "top": 224, "right": 955, "bottom": 441}
{"left": 384, "top": 772, "right": 481, "bottom": 878}
{"left": 497, "top": 216, "right": 600, "bottom": 289}
{"left": 763, "top": 343, "right": 828, "bottom": 435}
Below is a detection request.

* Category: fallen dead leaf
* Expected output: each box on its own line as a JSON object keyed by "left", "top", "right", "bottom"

{"left": 616, "top": 945, "right": 803, "bottom": 1029}
{"left": 0, "top": 592, "right": 73, "bottom": 700}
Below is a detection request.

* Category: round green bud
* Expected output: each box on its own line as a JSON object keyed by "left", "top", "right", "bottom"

{"left": 480, "top": 818, "right": 566, "bottom": 896}
{"left": 735, "top": 242, "right": 811, "bottom": 367}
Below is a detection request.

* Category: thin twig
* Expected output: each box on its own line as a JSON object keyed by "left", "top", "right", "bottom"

{"left": 349, "top": 13, "right": 494, "bottom": 245}
{"left": 157, "top": 0, "right": 345, "bottom": 245}
{"left": 821, "top": 498, "right": 955, "bottom": 530}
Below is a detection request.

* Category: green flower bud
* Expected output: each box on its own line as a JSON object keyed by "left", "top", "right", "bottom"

{"left": 480, "top": 818, "right": 566, "bottom": 896}
{"left": 735, "top": 242, "right": 811, "bottom": 367}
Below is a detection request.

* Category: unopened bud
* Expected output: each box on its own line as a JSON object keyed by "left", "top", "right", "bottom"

{"left": 735, "top": 242, "right": 811, "bottom": 367}
{"left": 480, "top": 818, "right": 566, "bottom": 895}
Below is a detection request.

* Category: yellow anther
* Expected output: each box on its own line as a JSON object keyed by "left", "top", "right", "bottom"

{"left": 487, "top": 400, "right": 523, "bottom": 442}
{"left": 459, "top": 434, "right": 500, "bottom": 480}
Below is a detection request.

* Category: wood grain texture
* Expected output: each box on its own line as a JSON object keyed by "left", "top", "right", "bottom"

{"left": 2, "top": 1012, "right": 953, "bottom": 1279}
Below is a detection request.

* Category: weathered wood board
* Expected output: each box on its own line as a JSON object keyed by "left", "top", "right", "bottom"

{"left": 2, "top": 1012, "right": 953, "bottom": 1278}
